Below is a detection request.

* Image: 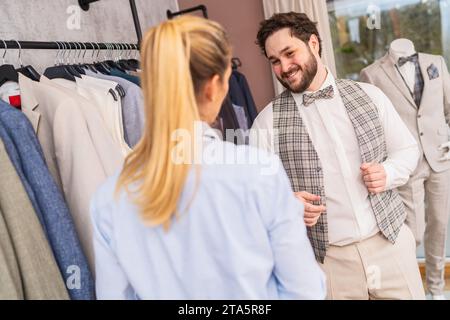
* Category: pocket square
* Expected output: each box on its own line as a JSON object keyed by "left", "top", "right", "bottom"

{"left": 427, "top": 64, "right": 439, "bottom": 80}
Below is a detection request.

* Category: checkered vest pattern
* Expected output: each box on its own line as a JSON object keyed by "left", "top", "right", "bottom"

{"left": 273, "top": 79, "right": 406, "bottom": 263}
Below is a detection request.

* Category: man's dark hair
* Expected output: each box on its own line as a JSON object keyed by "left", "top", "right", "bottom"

{"left": 256, "top": 12, "right": 322, "bottom": 58}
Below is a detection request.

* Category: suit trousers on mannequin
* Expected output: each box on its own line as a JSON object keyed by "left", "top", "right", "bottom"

{"left": 398, "top": 157, "right": 450, "bottom": 295}
{"left": 319, "top": 225, "right": 425, "bottom": 300}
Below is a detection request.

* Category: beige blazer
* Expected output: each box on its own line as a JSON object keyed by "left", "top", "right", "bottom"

{"left": 76, "top": 76, "right": 132, "bottom": 156}
{"left": 360, "top": 53, "right": 450, "bottom": 172}
{"left": 0, "top": 139, "right": 69, "bottom": 300}
{"left": 19, "top": 75, "right": 124, "bottom": 271}
{"left": 20, "top": 74, "right": 63, "bottom": 191}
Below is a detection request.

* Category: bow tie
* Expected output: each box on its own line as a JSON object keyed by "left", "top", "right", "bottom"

{"left": 398, "top": 53, "right": 418, "bottom": 67}
{"left": 302, "top": 85, "right": 334, "bottom": 107}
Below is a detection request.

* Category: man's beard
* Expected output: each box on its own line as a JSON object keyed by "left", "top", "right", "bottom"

{"left": 277, "top": 51, "right": 318, "bottom": 94}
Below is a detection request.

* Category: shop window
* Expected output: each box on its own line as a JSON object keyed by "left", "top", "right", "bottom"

{"left": 327, "top": 0, "right": 450, "bottom": 80}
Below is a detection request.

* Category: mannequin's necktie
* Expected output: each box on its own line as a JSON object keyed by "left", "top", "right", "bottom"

{"left": 398, "top": 53, "right": 423, "bottom": 107}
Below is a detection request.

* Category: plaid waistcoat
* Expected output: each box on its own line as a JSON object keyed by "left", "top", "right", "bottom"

{"left": 273, "top": 79, "right": 406, "bottom": 263}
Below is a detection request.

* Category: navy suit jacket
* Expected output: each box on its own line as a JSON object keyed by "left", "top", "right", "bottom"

{"left": 229, "top": 70, "right": 258, "bottom": 127}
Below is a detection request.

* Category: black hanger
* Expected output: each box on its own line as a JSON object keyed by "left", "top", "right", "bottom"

{"left": 0, "top": 40, "right": 19, "bottom": 86}
{"left": 43, "top": 42, "right": 76, "bottom": 81}
{"left": 117, "top": 44, "right": 136, "bottom": 71}
{"left": 91, "top": 43, "right": 111, "bottom": 75}
{"left": 10, "top": 40, "right": 40, "bottom": 81}
{"left": 105, "top": 60, "right": 126, "bottom": 72}
{"left": 231, "top": 57, "right": 242, "bottom": 70}
{"left": 65, "top": 42, "right": 83, "bottom": 78}
{"left": 102, "top": 43, "right": 127, "bottom": 73}
{"left": 68, "top": 42, "right": 86, "bottom": 76}
{"left": 83, "top": 63, "right": 98, "bottom": 73}
{"left": 80, "top": 42, "right": 98, "bottom": 73}
{"left": 115, "top": 43, "right": 139, "bottom": 71}
{"left": 117, "top": 59, "right": 133, "bottom": 71}
{"left": 93, "top": 60, "right": 111, "bottom": 75}
{"left": 124, "top": 44, "right": 140, "bottom": 70}
{"left": 117, "top": 54, "right": 135, "bottom": 71}
{"left": 0, "top": 64, "right": 18, "bottom": 86}
{"left": 102, "top": 44, "right": 127, "bottom": 98}
{"left": 99, "top": 43, "right": 116, "bottom": 71}
{"left": 17, "top": 65, "right": 40, "bottom": 81}
{"left": 44, "top": 65, "right": 76, "bottom": 81}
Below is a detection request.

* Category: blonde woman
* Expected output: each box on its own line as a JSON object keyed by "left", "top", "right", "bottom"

{"left": 90, "top": 16, "right": 325, "bottom": 300}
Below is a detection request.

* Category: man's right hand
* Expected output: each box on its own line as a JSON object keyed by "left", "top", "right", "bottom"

{"left": 294, "top": 191, "right": 326, "bottom": 227}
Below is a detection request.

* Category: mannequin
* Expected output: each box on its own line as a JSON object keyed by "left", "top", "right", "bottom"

{"left": 390, "top": 39, "right": 450, "bottom": 158}
{"left": 360, "top": 39, "right": 450, "bottom": 299}
{"left": 389, "top": 38, "right": 416, "bottom": 58}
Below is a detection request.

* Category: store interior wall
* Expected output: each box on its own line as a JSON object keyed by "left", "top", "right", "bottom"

{"left": 178, "top": 0, "right": 275, "bottom": 112}
{"left": 0, "top": 0, "right": 178, "bottom": 72}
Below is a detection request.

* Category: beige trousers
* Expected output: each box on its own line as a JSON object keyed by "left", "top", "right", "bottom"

{"left": 397, "top": 157, "right": 450, "bottom": 295}
{"left": 320, "top": 224, "right": 425, "bottom": 300}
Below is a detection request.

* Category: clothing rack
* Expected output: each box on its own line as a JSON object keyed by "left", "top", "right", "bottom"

{"left": 79, "top": 0, "right": 143, "bottom": 45}
{"left": 0, "top": 41, "right": 137, "bottom": 50}
{"left": 167, "top": 5, "right": 208, "bottom": 19}
{"left": 0, "top": 0, "right": 142, "bottom": 51}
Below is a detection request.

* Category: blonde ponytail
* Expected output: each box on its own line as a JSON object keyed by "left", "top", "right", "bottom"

{"left": 116, "top": 16, "right": 231, "bottom": 230}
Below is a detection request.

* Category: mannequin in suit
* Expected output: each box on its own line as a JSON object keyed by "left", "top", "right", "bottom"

{"left": 360, "top": 39, "right": 450, "bottom": 299}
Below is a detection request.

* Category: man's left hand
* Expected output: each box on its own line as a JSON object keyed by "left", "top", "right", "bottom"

{"left": 361, "top": 162, "right": 386, "bottom": 195}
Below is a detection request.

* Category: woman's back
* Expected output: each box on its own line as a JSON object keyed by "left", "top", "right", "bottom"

{"left": 91, "top": 133, "right": 325, "bottom": 299}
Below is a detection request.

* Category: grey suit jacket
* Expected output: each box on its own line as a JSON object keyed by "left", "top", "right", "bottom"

{"left": 84, "top": 70, "right": 145, "bottom": 147}
{"left": 0, "top": 139, "right": 69, "bottom": 300}
{"left": 360, "top": 53, "right": 450, "bottom": 172}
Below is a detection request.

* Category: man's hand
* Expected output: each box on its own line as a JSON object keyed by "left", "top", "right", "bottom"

{"left": 361, "top": 162, "right": 386, "bottom": 195}
{"left": 438, "top": 142, "right": 450, "bottom": 161}
{"left": 294, "top": 191, "right": 326, "bottom": 227}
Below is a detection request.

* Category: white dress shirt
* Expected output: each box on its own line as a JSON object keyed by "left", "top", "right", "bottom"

{"left": 250, "top": 69, "right": 419, "bottom": 246}
{"left": 389, "top": 49, "right": 416, "bottom": 93}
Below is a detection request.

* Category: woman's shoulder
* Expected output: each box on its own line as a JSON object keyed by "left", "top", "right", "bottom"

{"left": 200, "top": 139, "right": 284, "bottom": 185}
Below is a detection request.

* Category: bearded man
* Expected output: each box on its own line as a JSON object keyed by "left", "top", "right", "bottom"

{"left": 250, "top": 12, "right": 425, "bottom": 300}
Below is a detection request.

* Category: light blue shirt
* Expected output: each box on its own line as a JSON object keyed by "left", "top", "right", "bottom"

{"left": 90, "top": 123, "right": 326, "bottom": 300}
